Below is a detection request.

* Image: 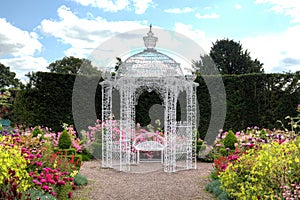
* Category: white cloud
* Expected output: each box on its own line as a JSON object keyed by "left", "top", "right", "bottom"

{"left": 39, "top": 5, "right": 148, "bottom": 58}
{"left": 0, "top": 18, "right": 42, "bottom": 57}
{"left": 255, "top": 0, "right": 300, "bottom": 23}
{"left": 174, "top": 22, "right": 212, "bottom": 53}
{"left": 71, "top": 0, "right": 130, "bottom": 12}
{"left": 71, "top": 0, "right": 152, "bottom": 14}
{"left": 164, "top": 7, "right": 194, "bottom": 14}
{"left": 241, "top": 25, "right": 300, "bottom": 72}
{"left": 132, "top": 0, "right": 153, "bottom": 14}
{"left": 0, "top": 18, "right": 46, "bottom": 82}
{"left": 235, "top": 4, "right": 242, "bottom": 10}
{"left": 0, "top": 56, "right": 48, "bottom": 81}
{"left": 173, "top": 21, "right": 300, "bottom": 73}
{"left": 195, "top": 12, "right": 220, "bottom": 19}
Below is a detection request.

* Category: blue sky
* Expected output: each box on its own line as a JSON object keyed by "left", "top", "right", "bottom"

{"left": 0, "top": 0, "right": 299, "bottom": 81}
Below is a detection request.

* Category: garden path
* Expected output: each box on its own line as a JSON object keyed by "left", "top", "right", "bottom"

{"left": 73, "top": 160, "right": 215, "bottom": 200}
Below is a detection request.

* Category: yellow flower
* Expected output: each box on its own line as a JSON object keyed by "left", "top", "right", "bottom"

{"left": 53, "top": 159, "right": 57, "bottom": 169}
{"left": 70, "top": 170, "right": 78, "bottom": 177}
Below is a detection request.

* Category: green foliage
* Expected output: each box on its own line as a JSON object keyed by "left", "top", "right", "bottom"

{"left": 47, "top": 56, "right": 100, "bottom": 76}
{"left": 209, "top": 170, "right": 219, "bottom": 181}
{"left": 209, "top": 38, "right": 264, "bottom": 74}
{"left": 222, "top": 131, "right": 238, "bottom": 150}
{"left": 26, "top": 188, "right": 57, "bottom": 200}
{"left": 219, "top": 140, "right": 300, "bottom": 199}
{"left": 0, "top": 170, "right": 28, "bottom": 199}
{"left": 196, "top": 73, "right": 300, "bottom": 140}
{"left": 0, "top": 90, "right": 14, "bottom": 120}
{"left": 56, "top": 183, "right": 72, "bottom": 200}
{"left": 13, "top": 72, "right": 103, "bottom": 132}
{"left": 81, "top": 148, "right": 93, "bottom": 161}
{"left": 0, "top": 63, "right": 22, "bottom": 88}
{"left": 74, "top": 174, "right": 88, "bottom": 186}
{"left": 219, "top": 148, "right": 228, "bottom": 157}
{"left": 12, "top": 88, "right": 39, "bottom": 127}
{"left": 32, "top": 126, "right": 43, "bottom": 137}
{"left": 58, "top": 130, "right": 72, "bottom": 149}
{"left": 196, "top": 139, "right": 204, "bottom": 153}
{"left": 54, "top": 148, "right": 76, "bottom": 155}
{"left": 13, "top": 72, "right": 300, "bottom": 136}
{"left": 205, "top": 179, "right": 231, "bottom": 200}
{"left": 0, "top": 136, "right": 32, "bottom": 192}
{"left": 67, "top": 154, "right": 82, "bottom": 170}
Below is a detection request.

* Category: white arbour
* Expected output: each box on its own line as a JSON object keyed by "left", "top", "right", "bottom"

{"left": 101, "top": 26, "right": 198, "bottom": 173}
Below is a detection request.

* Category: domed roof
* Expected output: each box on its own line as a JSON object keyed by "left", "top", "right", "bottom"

{"left": 116, "top": 26, "right": 184, "bottom": 78}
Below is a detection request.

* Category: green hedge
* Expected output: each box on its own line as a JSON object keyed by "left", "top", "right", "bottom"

{"left": 196, "top": 73, "right": 300, "bottom": 138}
{"left": 12, "top": 72, "right": 300, "bottom": 137}
{"left": 13, "top": 72, "right": 102, "bottom": 132}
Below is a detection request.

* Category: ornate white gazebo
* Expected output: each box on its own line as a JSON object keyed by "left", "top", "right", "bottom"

{"left": 101, "top": 26, "right": 198, "bottom": 172}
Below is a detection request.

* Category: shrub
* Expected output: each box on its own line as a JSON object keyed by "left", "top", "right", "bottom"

{"left": 56, "top": 183, "right": 72, "bottom": 200}
{"left": 32, "top": 126, "right": 44, "bottom": 137}
{"left": 0, "top": 136, "right": 31, "bottom": 192}
{"left": 26, "top": 188, "right": 57, "bottom": 200}
{"left": 58, "top": 129, "right": 72, "bottom": 149}
{"left": 0, "top": 170, "right": 29, "bottom": 200}
{"left": 198, "top": 145, "right": 214, "bottom": 163}
{"left": 74, "top": 174, "right": 88, "bottom": 186}
{"left": 54, "top": 148, "right": 76, "bottom": 155}
{"left": 205, "top": 179, "right": 231, "bottom": 200}
{"left": 81, "top": 148, "right": 93, "bottom": 161}
{"left": 219, "top": 140, "right": 300, "bottom": 199}
{"left": 222, "top": 130, "right": 238, "bottom": 150}
{"left": 196, "top": 138, "right": 203, "bottom": 153}
{"left": 67, "top": 154, "right": 82, "bottom": 170}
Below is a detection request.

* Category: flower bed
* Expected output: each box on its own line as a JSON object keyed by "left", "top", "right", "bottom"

{"left": 0, "top": 124, "right": 89, "bottom": 199}
{"left": 206, "top": 106, "right": 300, "bottom": 200}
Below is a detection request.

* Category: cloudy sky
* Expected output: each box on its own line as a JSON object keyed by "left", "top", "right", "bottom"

{"left": 0, "top": 0, "right": 299, "bottom": 81}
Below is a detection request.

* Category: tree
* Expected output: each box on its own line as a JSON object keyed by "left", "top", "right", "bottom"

{"left": 47, "top": 56, "right": 101, "bottom": 75}
{"left": 192, "top": 54, "right": 217, "bottom": 75}
{"left": 115, "top": 57, "right": 122, "bottom": 72}
{"left": 25, "top": 72, "right": 38, "bottom": 88}
{"left": 209, "top": 39, "right": 264, "bottom": 74}
{"left": 0, "top": 63, "right": 22, "bottom": 88}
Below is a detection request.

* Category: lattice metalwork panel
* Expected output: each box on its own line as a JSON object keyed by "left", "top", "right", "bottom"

{"left": 101, "top": 27, "right": 198, "bottom": 173}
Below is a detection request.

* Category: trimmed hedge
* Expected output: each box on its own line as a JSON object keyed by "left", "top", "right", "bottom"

{"left": 13, "top": 72, "right": 102, "bottom": 132}
{"left": 12, "top": 72, "right": 300, "bottom": 136}
{"left": 197, "top": 73, "right": 300, "bottom": 138}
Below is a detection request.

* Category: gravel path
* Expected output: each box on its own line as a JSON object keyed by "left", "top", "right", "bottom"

{"left": 73, "top": 160, "right": 216, "bottom": 200}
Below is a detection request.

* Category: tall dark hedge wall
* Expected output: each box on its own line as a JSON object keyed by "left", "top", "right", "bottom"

{"left": 12, "top": 72, "right": 300, "bottom": 136}
{"left": 13, "top": 72, "right": 102, "bottom": 132}
{"left": 197, "top": 73, "right": 300, "bottom": 138}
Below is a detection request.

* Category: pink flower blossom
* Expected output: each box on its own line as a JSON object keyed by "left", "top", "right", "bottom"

{"left": 57, "top": 180, "right": 66, "bottom": 185}
{"left": 51, "top": 192, "right": 57, "bottom": 196}
{"left": 48, "top": 179, "right": 56, "bottom": 184}
{"left": 40, "top": 179, "right": 47, "bottom": 183}
{"left": 42, "top": 185, "right": 49, "bottom": 191}
{"left": 35, "top": 162, "right": 42, "bottom": 167}
{"left": 35, "top": 181, "right": 42, "bottom": 186}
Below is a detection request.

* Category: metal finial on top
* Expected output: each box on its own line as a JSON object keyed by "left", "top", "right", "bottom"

{"left": 143, "top": 24, "right": 158, "bottom": 51}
